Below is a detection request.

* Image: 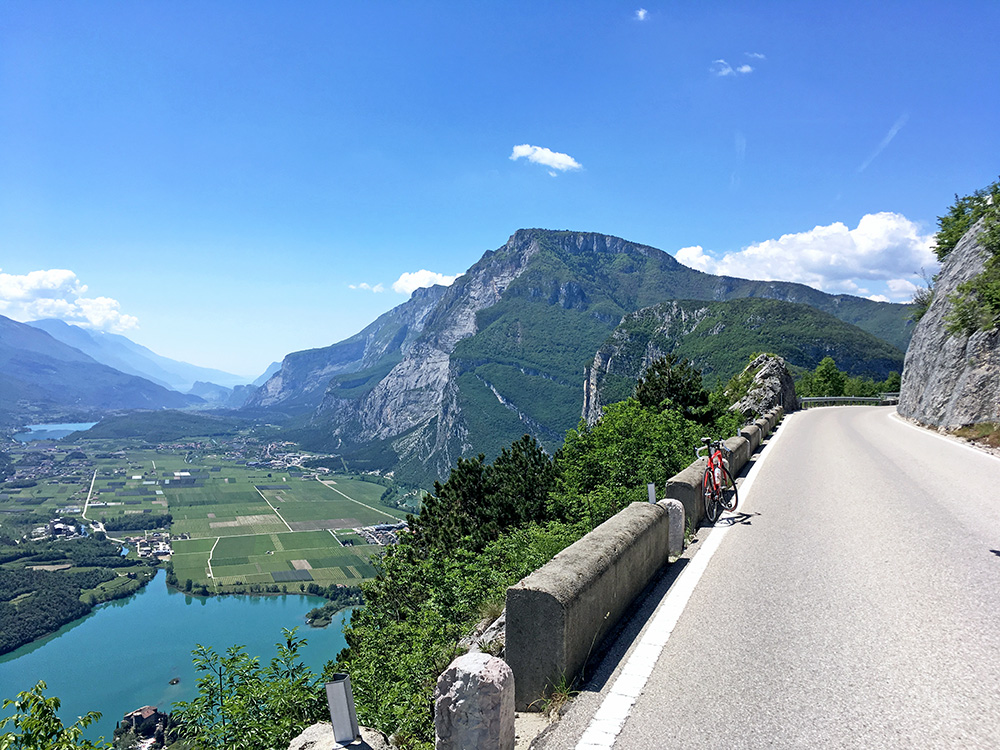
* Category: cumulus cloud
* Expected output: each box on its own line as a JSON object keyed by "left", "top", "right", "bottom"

{"left": 672, "top": 213, "right": 938, "bottom": 301}
{"left": 858, "top": 113, "right": 909, "bottom": 173}
{"left": 745, "top": 52, "right": 766, "bottom": 60}
{"left": 392, "top": 270, "right": 459, "bottom": 295}
{"left": 509, "top": 144, "right": 583, "bottom": 174}
{"left": 635, "top": 8, "right": 648, "bottom": 21}
{"left": 349, "top": 282, "right": 385, "bottom": 293}
{"left": 0, "top": 269, "right": 138, "bottom": 331}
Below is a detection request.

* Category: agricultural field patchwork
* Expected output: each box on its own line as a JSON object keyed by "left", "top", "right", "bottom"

{"left": 2, "top": 431, "right": 414, "bottom": 596}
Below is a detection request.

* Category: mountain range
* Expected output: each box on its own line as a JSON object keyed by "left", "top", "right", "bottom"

{"left": 26, "top": 319, "right": 247, "bottom": 392}
{"left": 0, "top": 315, "right": 202, "bottom": 425}
{"left": 248, "top": 229, "right": 914, "bottom": 484}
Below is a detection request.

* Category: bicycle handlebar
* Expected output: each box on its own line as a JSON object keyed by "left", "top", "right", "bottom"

{"left": 696, "top": 438, "right": 730, "bottom": 459}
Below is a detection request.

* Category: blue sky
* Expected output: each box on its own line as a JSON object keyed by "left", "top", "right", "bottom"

{"left": 2, "top": 1, "right": 999, "bottom": 379}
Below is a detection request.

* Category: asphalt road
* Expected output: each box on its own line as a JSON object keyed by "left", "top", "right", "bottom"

{"left": 536, "top": 407, "right": 1000, "bottom": 749}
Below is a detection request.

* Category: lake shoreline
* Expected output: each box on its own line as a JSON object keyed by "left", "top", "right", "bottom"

{"left": 1, "top": 570, "right": 351, "bottom": 742}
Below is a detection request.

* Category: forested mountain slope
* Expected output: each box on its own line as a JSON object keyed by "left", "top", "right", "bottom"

{"left": 251, "top": 229, "right": 914, "bottom": 483}
{"left": 583, "top": 298, "right": 905, "bottom": 424}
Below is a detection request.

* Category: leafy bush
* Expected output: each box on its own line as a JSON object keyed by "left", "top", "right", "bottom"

{"left": 0, "top": 681, "right": 105, "bottom": 750}
{"left": 171, "top": 629, "right": 325, "bottom": 750}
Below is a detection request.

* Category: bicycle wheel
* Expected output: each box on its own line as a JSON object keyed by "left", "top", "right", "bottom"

{"left": 720, "top": 466, "right": 739, "bottom": 512}
{"left": 703, "top": 469, "right": 720, "bottom": 523}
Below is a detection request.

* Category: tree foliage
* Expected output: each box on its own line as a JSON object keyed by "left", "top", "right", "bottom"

{"left": 409, "top": 435, "right": 558, "bottom": 553}
{"left": 932, "top": 178, "right": 1000, "bottom": 336}
{"left": 0, "top": 681, "right": 104, "bottom": 750}
{"left": 933, "top": 178, "right": 1000, "bottom": 261}
{"left": 795, "top": 357, "right": 900, "bottom": 397}
{"left": 634, "top": 354, "right": 710, "bottom": 422}
{"left": 171, "top": 629, "right": 325, "bottom": 750}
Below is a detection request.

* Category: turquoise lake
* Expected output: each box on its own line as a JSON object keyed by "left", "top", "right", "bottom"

{"left": 12, "top": 422, "right": 99, "bottom": 441}
{"left": 0, "top": 570, "right": 351, "bottom": 742}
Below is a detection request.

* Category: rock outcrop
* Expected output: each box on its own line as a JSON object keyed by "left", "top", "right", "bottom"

{"left": 899, "top": 220, "right": 1000, "bottom": 427}
{"left": 729, "top": 354, "right": 799, "bottom": 418}
{"left": 287, "top": 722, "right": 390, "bottom": 750}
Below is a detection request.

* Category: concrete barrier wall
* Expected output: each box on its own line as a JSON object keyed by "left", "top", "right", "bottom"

{"left": 504, "top": 408, "right": 782, "bottom": 712}
{"left": 505, "top": 499, "right": 682, "bottom": 711}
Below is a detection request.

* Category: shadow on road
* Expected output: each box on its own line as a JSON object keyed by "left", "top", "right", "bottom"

{"left": 716, "top": 511, "right": 759, "bottom": 527}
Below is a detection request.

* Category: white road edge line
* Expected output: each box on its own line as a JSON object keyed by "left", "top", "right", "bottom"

{"left": 888, "top": 410, "right": 1000, "bottom": 463}
{"left": 574, "top": 416, "right": 794, "bottom": 750}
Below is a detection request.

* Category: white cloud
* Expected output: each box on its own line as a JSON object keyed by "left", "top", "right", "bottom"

{"left": 675, "top": 245, "right": 713, "bottom": 272}
{"left": 0, "top": 268, "right": 138, "bottom": 331}
{"left": 349, "top": 282, "right": 385, "bottom": 293}
{"left": 509, "top": 144, "right": 582, "bottom": 173}
{"left": 858, "top": 113, "right": 909, "bottom": 173}
{"left": 866, "top": 294, "right": 891, "bottom": 303}
{"left": 672, "top": 213, "right": 938, "bottom": 301}
{"left": 887, "top": 278, "right": 919, "bottom": 297}
{"left": 710, "top": 59, "right": 736, "bottom": 76}
{"left": 392, "top": 270, "right": 459, "bottom": 295}
{"left": 713, "top": 54, "right": 765, "bottom": 77}
{"left": 710, "top": 59, "right": 754, "bottom": 77}
{"left": 635, "top": 8, "right": 648, "bottom": 21}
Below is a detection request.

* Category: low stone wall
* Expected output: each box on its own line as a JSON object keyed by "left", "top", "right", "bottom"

{"left": 505, "top": 498, "right": 684, "bottom": 711}
{"left": 504, "top": 407, "right": 782, "bottom": 712}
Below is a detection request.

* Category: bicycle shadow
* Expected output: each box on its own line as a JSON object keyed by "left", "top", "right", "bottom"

{"left": 716, "top": 510, "right": 758, "bottom": 527}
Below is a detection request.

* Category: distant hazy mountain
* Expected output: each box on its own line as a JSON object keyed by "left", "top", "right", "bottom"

{"left": 186, "top": 381, "right": 257, "bottom": 409}
{"left": 0, "top": 315, "right": 202, "bottom": 423}
{"left": 247, "top": 228, "right": 915, "bottom": 483}
{"left": 26, "top": 319, "right": 247, "bottom": 392}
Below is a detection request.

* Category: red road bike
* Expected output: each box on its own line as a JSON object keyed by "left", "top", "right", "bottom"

{"left": 697, "top": 437, "right": 738, "bottom": 523}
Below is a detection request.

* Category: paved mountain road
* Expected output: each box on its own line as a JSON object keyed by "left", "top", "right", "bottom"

{"left": 536, "top": 407, "right": 1000, "bottom": 749}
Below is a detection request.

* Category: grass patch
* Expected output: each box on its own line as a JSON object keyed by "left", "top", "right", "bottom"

{"left": 953, "top": 422, "right": 1000, "bottom": 448}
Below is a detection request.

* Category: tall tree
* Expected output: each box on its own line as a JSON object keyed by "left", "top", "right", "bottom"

{"left": 634, "top": 354, "right": 710, "bottom": 422}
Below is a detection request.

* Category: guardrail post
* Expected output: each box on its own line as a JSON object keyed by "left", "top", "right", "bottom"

{"left": 435, "top": 653, "right": 515, "bottom": 750}
{"left": 662, "top": 499, "right": 684, "bottom": 559}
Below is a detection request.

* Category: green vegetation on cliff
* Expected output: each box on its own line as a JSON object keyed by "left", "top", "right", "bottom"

{"left": 925, "top": 177, "right": 1000, "bottom": 336}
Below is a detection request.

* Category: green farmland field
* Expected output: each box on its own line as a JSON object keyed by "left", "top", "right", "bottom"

{"left": 172, "top": 529, "right": 380, "bottom": 590}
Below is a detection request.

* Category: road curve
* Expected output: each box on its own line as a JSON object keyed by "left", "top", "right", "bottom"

{"left": 537, "top": 407, "right": 1000, "bottom": 749}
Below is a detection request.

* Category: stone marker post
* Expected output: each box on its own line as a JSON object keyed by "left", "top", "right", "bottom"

{"left": 435, "top": 653, "right": 515, "bottom": 750}
{"left": 661, "top": 498, "right": 684, "bottom": 559}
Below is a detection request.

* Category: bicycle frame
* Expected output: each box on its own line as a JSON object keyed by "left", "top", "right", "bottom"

{"left": 697, "top": 438, "right": 738, "bottom": 522}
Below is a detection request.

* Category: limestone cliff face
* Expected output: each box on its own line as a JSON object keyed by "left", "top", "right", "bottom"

{"left": 245, "top": 284, "right": 447, "bottom": 412}
{"left": 898, "top": 220, "right": 1000, "bottom": 427}
{"left": 583, "top": 302, "right": 712, "bottom": 425}
{"left": 313, "top": 230, "right": 545, "bottom": 476}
